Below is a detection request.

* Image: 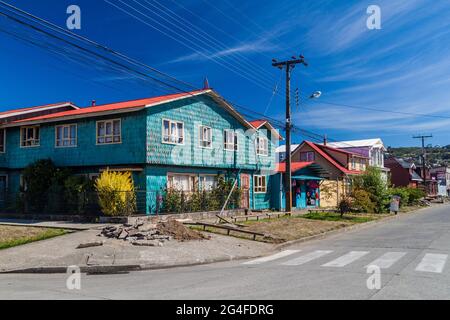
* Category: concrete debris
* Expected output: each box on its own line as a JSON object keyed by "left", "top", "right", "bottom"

{"left": 76, "top": 241, "right": 104, "bottom": 249}
{"left": 99, "top": 219, "right": 208, "bottom": 245}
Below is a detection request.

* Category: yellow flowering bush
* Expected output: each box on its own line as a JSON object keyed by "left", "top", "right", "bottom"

{"left": 95, "top": 170, "right": 136, "bottom": 216}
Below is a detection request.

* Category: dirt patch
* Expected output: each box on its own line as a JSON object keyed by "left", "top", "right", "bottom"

{"left": 243, "top": 217, "right": 352, "bottom": 243}
{"left": 157, "top": 220, "right": 209, "bottom": 241}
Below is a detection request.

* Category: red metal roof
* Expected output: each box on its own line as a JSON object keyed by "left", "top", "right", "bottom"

{"left": 249, "top": 120, "right": 267, "bottom": 129}
{"left": 320, "top": 143, "right": 368, "bottom": 158}
{"left": 304, "top": 141, "right": 362, "bottom": 175}
{"left": 276, "top": 162, "right": 314, "bottom": 173}
{"left": 11, "top": 90, "right": 209, "bottom": 124}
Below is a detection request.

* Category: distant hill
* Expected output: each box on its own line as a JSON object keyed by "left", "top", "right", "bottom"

{"left": 386, "top": 145, "right": 450, "bottom": 167}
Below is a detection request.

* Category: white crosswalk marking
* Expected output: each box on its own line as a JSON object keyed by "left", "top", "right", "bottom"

{"left": 366, "top": 252, "right": 407, "bottom": 269}
{"left": 243, "top": 250, "right": 301, "bottom": 265}
{"left": 415, "top": 253, "right": 448, "bottom": 273}
{"left": 282, "top": 250, "right": 333, "bottom": 266}
{"left": 322, "top": 251, "right": 369, "bottom": 267}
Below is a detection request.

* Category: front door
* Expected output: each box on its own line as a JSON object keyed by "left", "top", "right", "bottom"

{"left": 240, "top": 174, "right": 250, "bottom": 209}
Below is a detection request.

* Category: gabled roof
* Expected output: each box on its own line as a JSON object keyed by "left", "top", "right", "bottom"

{"left": 249, "top": 119, "right": 283, "bottom": 140}
{"left": 0, "top": 102, "right": 79, "bottom": 120}
{"left": 3, "top": 89, "right": 255, "bottom": 130}
{"left": 327, "top": 138, "right": 386, "bottom": 151}
{"left": 299, "top": 141, "right": 362, "bottom": 175}
{"left": 7, "top": 90, "right": 209, "bottom": 126}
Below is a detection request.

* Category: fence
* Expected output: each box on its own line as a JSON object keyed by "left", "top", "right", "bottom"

{"left": 0, "top": 188, "right": 242, "bottom": 216}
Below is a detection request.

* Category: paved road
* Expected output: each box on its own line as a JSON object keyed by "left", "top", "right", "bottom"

{"left": 1, "top": 204, "right": 450, "bottom": 300}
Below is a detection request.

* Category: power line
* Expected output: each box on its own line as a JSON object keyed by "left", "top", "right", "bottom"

{"left": 0, "top": 1, "right": 329, "bottom": 145}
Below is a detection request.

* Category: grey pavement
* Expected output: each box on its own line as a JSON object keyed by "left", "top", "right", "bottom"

{"left": 0, "top": 227, "right": 273, "bottom": 273}
{"left": 0, "top": 218, "right": 107, "bottom": 230}
{"left": 0, "top": 204, "right": 449, "bottom": 299}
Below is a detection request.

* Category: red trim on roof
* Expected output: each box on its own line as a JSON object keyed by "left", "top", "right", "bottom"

{"left": 303, "top": 141, "right": 362, "bottom": 175}
{"left": 12, "top": 90, "right": 209, "bottom": 124}
{"left": 276, "top": 162, "right": 313, "bottom": 173}
{"left": 0, "top": 102, "right": 77, "bottom": 116}
{"left": 249, "top": 119, "right": 283, "bottom": 140}
{"left": 249, "top": 120, "right": 266, "bottom": 129}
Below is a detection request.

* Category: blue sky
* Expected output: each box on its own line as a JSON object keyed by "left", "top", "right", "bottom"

{"left": 1, "top": 0, "right": 450, "bottom": 147}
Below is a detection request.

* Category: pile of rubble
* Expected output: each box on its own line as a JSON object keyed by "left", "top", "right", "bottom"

{"left": 99, "top": 219, "right": 208, "bottom": 247}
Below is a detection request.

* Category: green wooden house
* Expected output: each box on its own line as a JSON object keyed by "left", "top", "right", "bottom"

{"left": 0, "top": 89, "right": 279, "bottom": 214}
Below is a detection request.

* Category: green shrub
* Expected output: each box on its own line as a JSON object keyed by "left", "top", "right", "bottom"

{"left": 352, "top": 189, "right": 376, "bottom": 213}
{"left": 352, "top": 167, "right": 389, "bottom": 213}
{"left": 388, "top": 187, "right": 410, "bottom": 207}
{"left": 407, "top": 188, "right": 426, "bottom": 205}
{"left": 161, "top": 176, "right": 242, "bottom": 214}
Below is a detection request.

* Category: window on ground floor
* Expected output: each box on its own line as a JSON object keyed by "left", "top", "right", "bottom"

{"left": 254, "top": 175, "right": 267, "bottom": 193}
{"left": 199, "top": 175, "right": 218, "bottom": 191}
{"left": 167, "top": 174, "right": 197, "bottom": 193}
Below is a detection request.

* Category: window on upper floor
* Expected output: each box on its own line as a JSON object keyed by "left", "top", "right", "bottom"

{"left": 224, "top": 129, "right": 238, "bottom": 151}
{"left": 20, "top": 126, "right": 40, "bottom": 147}
{"left": 256, "top": 136, "right": 269, "bottom": 156}
{"left": 351, "top": 157, "right": 357, "bottom": 170}
{"left": 55, "top": 124, "right": 77, "bottom": 147}
{"left": 162, "top": 119, "right": 184, "bottom": 145}
{"left": 0, "top": 129, "right": 5, "bottom": 153}
{"left": 254, "top": 175, "right": 267, "bottom": 193}
{"left": 97, "top": 119, "right": 121, "bottom": 145}
{"left": 300, "top": 151, "right": 315, "bottom": 162}
{"left": 199, "top": 125, "right": 212, "bottom": 148}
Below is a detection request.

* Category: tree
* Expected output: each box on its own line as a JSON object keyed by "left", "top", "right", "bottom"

{"left": 352, "top": 167, "right": 389, "bottom": 213}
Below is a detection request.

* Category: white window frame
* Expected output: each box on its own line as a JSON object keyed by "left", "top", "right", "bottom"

{"left": 0, "top": 128, "right": 5, "bottom": 153}
{"left": 256, "top": 136, "right": 269, "bottom": 156}
{"left": 224, "top": 129, "right": 238, "bottom": 151}
{"left": 254, "top": 175, "right": 267, "bottom": 193}
{"left": 199, "top": 174, "right": 218, "bottom": 191}
{"left": 167, "top": 173, "right": 197, "bottom": 193}
{"left": 300, "top": 151, "right": 315, "bottom": 162}
{"left": 20, "top": 126, "right": 40, "bottom": 148}
{"left": 96, "top": 119, "right": 121, "bottom": 145}
{"left": 162, "top": 119, "right": 185, "bottom": 145}
{"left": 55, "top": 124, "right": 77, "bottom": 148}
{"left": 199, "top": 125, "right": 212, "bottom": 149}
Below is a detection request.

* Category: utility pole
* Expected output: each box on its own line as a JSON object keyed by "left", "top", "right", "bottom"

{"left": 272, "top": 55, "right": 308, "bottom": 215}
{"left": 413, "top": 134, "right": 433, "bottom": 180}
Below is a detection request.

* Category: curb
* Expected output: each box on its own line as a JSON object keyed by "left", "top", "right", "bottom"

{"left": 274, "top": 205, "right": 434, "bottom": 250}
{"left": 1, "top": 205, "right": 440, "bottom": 275}
{"left": 1, "top": 255, "right": 261, "bottom": 275}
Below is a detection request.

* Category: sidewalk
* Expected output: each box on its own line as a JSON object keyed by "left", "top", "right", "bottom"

{"left": 0, "top": 218, "right": 106, "bottom": 231}
{"left": 0, "top": 228, "right": 273, "bottom": 273}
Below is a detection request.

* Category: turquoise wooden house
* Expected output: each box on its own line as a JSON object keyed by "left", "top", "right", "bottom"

{"left": 0, "top": 89, "right": 279, "bottom": 214}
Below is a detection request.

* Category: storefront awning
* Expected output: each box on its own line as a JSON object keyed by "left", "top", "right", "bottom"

{"left": 292, "top": 175, "right": 323, "bottom": 181}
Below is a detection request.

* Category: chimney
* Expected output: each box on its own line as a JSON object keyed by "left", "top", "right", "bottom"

{"left": 91, "top": 100, "right": 96, "bottom": 107}
{"left": 323, "top": 134, "right": 327, "bottom": 146}
{"left": 203, "top": 77, "right": 210, "bottom": 90}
